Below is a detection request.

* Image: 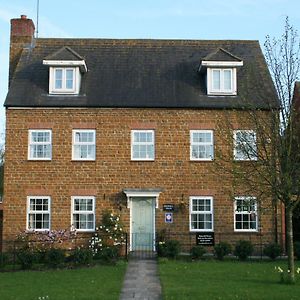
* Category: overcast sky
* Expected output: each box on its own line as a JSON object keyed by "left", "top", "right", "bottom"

{"left": 0, "top": 0, "right": 300, "bottom": 145}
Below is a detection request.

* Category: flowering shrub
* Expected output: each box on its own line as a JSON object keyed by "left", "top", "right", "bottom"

{"left": 16, "top": 227, "right": 77, "bottom": 250}
{"left": 275, "top": 266, "right": 300, "bottom": 284}
{"left": 89, "top": 211, "right": 125, "bottom": 259}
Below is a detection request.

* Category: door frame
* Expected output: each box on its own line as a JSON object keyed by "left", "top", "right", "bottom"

{"left": 130, "top": 197, "right": 155, "bottom": 251}
{"left": 123, "top": 189, "right": 162, "bottom": 252}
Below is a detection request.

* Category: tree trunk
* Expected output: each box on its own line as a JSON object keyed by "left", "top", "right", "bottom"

{"left": 286, "top": 206, "right": 295, "bottom": 283}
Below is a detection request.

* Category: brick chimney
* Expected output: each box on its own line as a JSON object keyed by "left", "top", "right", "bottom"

{"left": 9, "top": 15, "right": 35, "bottom": 86}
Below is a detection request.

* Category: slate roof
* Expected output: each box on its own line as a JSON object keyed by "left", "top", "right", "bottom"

{"left": 5, "top": 38, "right": 278, "bottom": 109}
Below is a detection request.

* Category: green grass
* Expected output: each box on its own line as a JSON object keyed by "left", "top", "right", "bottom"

{"left": 159, "top": 259, "right": 300, "bottom": 300}
{"left": 0, "top": 261, "right": 127, "bottom": 300}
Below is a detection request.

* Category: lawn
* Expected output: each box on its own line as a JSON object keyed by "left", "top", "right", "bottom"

{"left": 0, "top": 262, "right": 127, "bottom": 300}
{"left": 159, "top": 259, "right": 300, "bottom": 300}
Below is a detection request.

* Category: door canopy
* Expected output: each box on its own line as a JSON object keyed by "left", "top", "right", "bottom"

{"left": 123, "top": 188, "right": 163, "bottom": 208}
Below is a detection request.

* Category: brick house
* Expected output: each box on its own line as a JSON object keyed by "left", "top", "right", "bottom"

{"left": 3, "top": 15, "right": 282, "bottom": 253}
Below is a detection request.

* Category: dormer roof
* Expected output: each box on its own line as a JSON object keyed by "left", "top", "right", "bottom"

{"left": 199, "top": 48, "right": 243, "bottom": 71}
{"left": 202, "top": 48, "right": 243, "bottom": 62}
{"left": 45, "top": 46, "right": 84, "bottom": 61}
{"left": 43, "top": 46, "right": 87, "bottom": 73}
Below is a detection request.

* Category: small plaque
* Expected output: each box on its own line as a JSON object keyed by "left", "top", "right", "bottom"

{"left": 196, "top": 232, "right": 214, "bottom": 246}
{"left": 163, "top": 204, "right": 175, "bottom": 211}
{"left": 165, "top": 213, "right": 173, "bottom": 223}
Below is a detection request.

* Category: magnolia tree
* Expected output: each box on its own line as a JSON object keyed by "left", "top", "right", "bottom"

{"left": 215, "top": 17, "right": 300, "bottom": 283}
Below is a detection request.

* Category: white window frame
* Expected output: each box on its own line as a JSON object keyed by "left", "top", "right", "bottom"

{"left": 234, "top": 196, "right": 258, "bottom": 232}
{"left": 71, "top": 196, "right": 95, "bottom": 232}
{"left": 207, "top": 68, "right": 237, "bottom": 95}
{"left": 26, "top": 196, "right": 51, "bottom": 231}
{"left": 131, "top": 130, "right": 155, "bottom": 161}
{"left": 190, "top": 130, "right": 214, "bottom": 161}
{"left": 49, "top": 67, "right": 81, "bottom": 95}
{"left": 72, "top": 129, "right": 96, "bottom": 161}
{"left": 189, "top": 196, "right": 214, "bottom": 232}
{"left": 233, "top": 130, "right": 257, "bottom": 161}
{"left": 28, "top": 129, "right": 52, "bottom": 160}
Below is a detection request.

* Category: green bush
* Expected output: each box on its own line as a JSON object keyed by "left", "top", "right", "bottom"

{"left": 214, "top": 242, "right": 232, "bottom": 260}
{"left": 263, "top": 243, "right": 281, "bottom": 260}
{"left": 45, "top": 248, "right": 65, "bottom": 267}
{"left": 95, "top": 247, "right": 119, "bottom": 262}
{"left": 294, "top": 241, "right": 300, "bottom": 260}
{"left": 234, "top": 240, "right": 253, "bottom": 261}
{"left": 191, "top": 246, "right": 206, "bottom": 259}
{"left": 17, "top": 249, "right": 36, "bottom": 269}
{"left": 71, "top": 247, "right": 93, "bottom": 265}
{"left": 0, "top": 253, "right": 8, "bottom": 268}
{"left": 158, "top": 240, "right": 181, "bottom": 258}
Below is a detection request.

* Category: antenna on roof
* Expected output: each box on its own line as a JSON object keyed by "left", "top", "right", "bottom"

{"left": 36, "top": 0, "right": 39, "bottom": 38}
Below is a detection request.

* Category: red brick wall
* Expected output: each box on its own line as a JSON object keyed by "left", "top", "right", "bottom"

{"left": 3, "top": 108, "right": 278, "bottom": 245}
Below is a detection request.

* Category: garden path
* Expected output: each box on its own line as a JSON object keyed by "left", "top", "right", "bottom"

{"left": 119, "top": 257, "right": 162, "bottom": 300}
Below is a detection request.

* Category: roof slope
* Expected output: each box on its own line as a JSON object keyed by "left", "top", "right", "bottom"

{"left": 5, "top": 38, "right": 278, "bottom": 109}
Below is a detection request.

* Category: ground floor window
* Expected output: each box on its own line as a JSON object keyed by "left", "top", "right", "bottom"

{"left": 27, "top": 196, "right": 50, "bottom": 230}
{"left": 71, "top": 196, "right": 95, "bottom": 231}
{"left": 189, "top": 196, "right": 213, "bottom": 231}
{"left": 234, "top": 196, "right": 258, "bottom": 231}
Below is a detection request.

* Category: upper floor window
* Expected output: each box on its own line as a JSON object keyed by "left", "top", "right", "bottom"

{"left": 72, "top": 130, "right": 96, "bottom": 161}
{"left": 207, "top": 68, "right": 236, "bottom": 95}
{"left": 234, "top": 196, "right": 257, "bottom": 231}
{"left": 131, "top": 130, "right": 155, "bottom": 161}
{"left": 71, "top": 196, "right": 95, "bottom": 231}
{"left": 49, "top": 67, "right": 80, "bottom": 94}
{"left": 234, "top": 130, "right": 257, "bottom": 161}
{"left": 189, "top": 196, "right": 214, "bottom": 232}
{"left": 28, "top": 130, "right": 52, "bottom": 160}
{"left": 27, "top": 196, "right": 51, "bottom": 231}
{"left": 190, "top": 130, "right": 214, "bottom": 161}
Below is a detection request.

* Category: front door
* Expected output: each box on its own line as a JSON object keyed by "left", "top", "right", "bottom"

{"left": 131, "top": 197, "right": 155, "bottom": 251}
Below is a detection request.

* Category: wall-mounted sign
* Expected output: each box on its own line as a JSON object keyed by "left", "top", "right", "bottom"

{"left": 196, "top": 232, "right": 214, "bottom": 246}
{"left": 165, "top": 212, "right": 173, "bottom": 223}
{"left": 163, "top": 204, "right": 175, "bottom": 211}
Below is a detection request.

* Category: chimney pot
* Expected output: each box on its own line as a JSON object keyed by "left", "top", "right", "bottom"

{"left": 21, "top": 15, "right": 27, "bottom": 19}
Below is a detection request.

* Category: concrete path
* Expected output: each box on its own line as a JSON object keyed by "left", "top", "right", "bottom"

{"left": 119, "top": 258, "right": 162, "bottom": 300}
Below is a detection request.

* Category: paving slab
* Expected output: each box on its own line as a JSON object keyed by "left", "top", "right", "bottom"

{"left": 120, "top": 258, "right": 162, "bottom": 300}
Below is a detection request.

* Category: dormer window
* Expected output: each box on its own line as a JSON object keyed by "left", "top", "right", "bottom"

{"left": 43, "top": 46, "right": 87, "bottom": 95}
{"left": 50, "top": 67, "right": 78, "bottom": 94}
{"left": 54, "top": 68, "right": 74, "bottom": 91}
{"left": 199, "top": 48, "right": 243, "bottom": 96}
{"left": 208, "top": 68, "right": 235, "bottom": 95}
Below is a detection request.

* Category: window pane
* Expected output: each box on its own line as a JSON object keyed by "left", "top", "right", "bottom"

{"left": 55, "top": 69, "right": 63, "bottom": 89}
{"left": 212, "top": 70, "right": 220, "bottom": 90}
{"left": 224, "top": 70, "right": 232, "bottom": 90}
{"left": 66, "top": 69, "right": 74, "bottom": 90}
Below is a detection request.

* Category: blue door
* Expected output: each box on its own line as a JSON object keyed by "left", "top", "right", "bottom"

{"left": 131, "top": 198, "right": 155, "bottom": 251}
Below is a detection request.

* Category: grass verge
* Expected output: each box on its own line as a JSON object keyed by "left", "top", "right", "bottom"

{"left": 159, "top": 259, "right": 300, "bottom": 300}
{"left": 0, "top": 261, "right": 127, "bottom": 300}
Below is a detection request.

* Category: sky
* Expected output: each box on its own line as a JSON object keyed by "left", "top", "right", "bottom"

{"left": 0, "top": 0, "right": 300, "bottom": 146}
